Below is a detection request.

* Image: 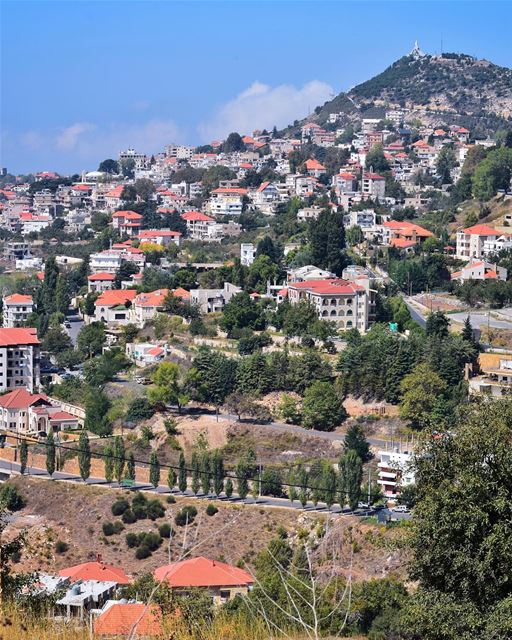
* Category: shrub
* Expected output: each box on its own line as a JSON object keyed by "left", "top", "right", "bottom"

{"left": 133, "top": 505, "right": 147, "bottom": 520}
{"left": 166, "top": 495, "right": 176, "bottom": 504}
{"left": 122, "top": 509, "right": 137, "bottom": 524}
{"left": 112, "top": 520, "right": 124, "bottom": 534}
{"left": 138, "top": 531, "right": 162, "bottom": 551}
{"left": 111, "top": 499, "right": 130, "bottom": 516}
{"left": 132, "top": 492, "right": 147, "bottom": 507}
{"left": 147, "top": 499, "right": 165, "bottom": 520}
{"left": 102, "top": 522, "right": 115, "bottom": 536}
{"left": 125, "top": 398, "right": 155, "bottom": 424}
{"left": 206, "top": 503, "right": 218, "bottom": 517}
{"left": 55, "top": 540, "right": 69, "bottom": 554}
{"left": 126, "top": 532, "right": 139, "bottom": 548}
{"left": 135, "top": 545, "right": 152, "bottom": 560}
{"left": 158, "top": 523, "right": 172, "bottom": 538}
{"left": 175, "top": 505, "right": 197, "bottom": 526}
{"left": 0, "top": 484, "right": 26, "bottom": 511}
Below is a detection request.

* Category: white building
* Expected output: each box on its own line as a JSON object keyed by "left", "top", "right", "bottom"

{"left": 0, "top": 327, "right": 40, "bottom": 393}
{"left": 125, "top": 342, "right": 166, "bottom": 367}
{"left": 137, "top": 229, "right": 182, "bottom": 248}
{"left": 87, "top": 272, "right": 116, "bottom": 294}
{"left": 2, "top": 294, "right": 34, "bottom": 327}
{"left": 456, "top": 224, "right": 499, "bottom": 260}
{"left": 208, "top": 187, "right": 247, "bottom": 216}
{"left": 362, "top": 172, "right": 386, "bottom": 199}
{"left": 94, "top": 290, "right": 137, "bottom": 326}
{"left": 377, "top": 449, "right": 415, "bottom": 499}
{"left": 343, "top": 209, "right": 377, "bottom": 228}
{"left": 190, "top": 283, "right": 242, "bottom": 314}
{"left": 240, "top": 243, "right": 256, "bottom": 266}
{"left": 451, "top": 258, "right": 507, "bottom": 283}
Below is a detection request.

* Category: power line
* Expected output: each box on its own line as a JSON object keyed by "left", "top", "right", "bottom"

{"left": 6, "top": 433, "right": 385, "bottom": 500}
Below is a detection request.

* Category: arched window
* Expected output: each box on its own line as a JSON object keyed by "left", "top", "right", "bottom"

{"left": 346, "top": 320, "right": 353, "bottom": 327}
{"left": 330, "top": 309, "right": 337, "bottom": 316}
{"left": 347, "top": 309, "right": 353, "bottom": 316}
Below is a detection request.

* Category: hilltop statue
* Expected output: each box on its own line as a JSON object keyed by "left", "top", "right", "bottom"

{"left": 410, "top": 40, "right": 426, "bottom": 59}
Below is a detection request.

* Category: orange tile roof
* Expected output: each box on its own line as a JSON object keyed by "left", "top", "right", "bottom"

{"left": 106, "top": 185, "right": 124, "bottom": 198}
{"left": 112, "top": 210, "right": 143, "bottom": 220}
{"left": 59, "top": 561, "right": 131, "bottom": 585}
{"left": 3, "top": 293, "right": 33, "bottom": 304}
{"left": 95, "top": 289, "right": 137, "bottom": 307}
{"left": 462, "top": 224, "right": 498, "bottom": 236}
{"left": 138, "top": 230, "right": 182, "bottom": 238}
{"left": 181, "top": 211, "right": 214, "bottom": 222}
{"left": 94, "top": 603, "right": 163, "bottom": 637}
{"left": 172, "top": 287, "right": 190, "bottom": 300}
{"left": 305, "top": 158, "right": 325, "bottom": 171}
{"left": 154, "top": 556, "right": 253, "bottom": 588}
{"left": 390, "top": 238, "right": 417, "bottom": 248}
{"left": 147, "top": 346, "right": 164, "bottom": 357}
{"left": 135, "top": 289, "right": 169, "bottom": 308}
{"left": 88, "top": 272, "right": 116, "bottom": 281}
{"left": 49, "top": 410, "right": 78, "bottom": 421}
{"left": 0, "top": 327, "right": 39, "bottom": 347}
{"left": 211, "top": 187, "right": 248, "bottom": 195}
{"left": 0, "top": 388, "right": 49, "bottom": 410}
{"left": 289, "top": 279, "right": 365, "bottom": 295}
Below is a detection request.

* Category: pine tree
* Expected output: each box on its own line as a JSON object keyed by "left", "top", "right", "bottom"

{"left": 178, "top": 452, "right": 187, "bottom": 493}
{"left": 225, "top": 478, "right": 234, "bottom": 499}
{"left": 78, "top": 430, "right": 91, "bottom": 482}
{"left": 191, "top": 452, "right": 200, "bottom": 495}
{"left": 104, "top": 444, "right": 114, "bottom": 483}
{"left": 46, "top": 429, "right": 56, "bottom": 477}
{"left": 125, "top": 452, "right": 136, "bottom": 482}
{"left": 55, "top": 275, "right": 70, "bottom": 316}
{"left": 344, "top": 424, "right": 371, "bottom": 462}
{"left": 323, "top": 465, "right": 337, "bottom": 510}
{"left": 149, "top": 451, "right": 160, "bottom": 488}
{"left": 19, "top": 439, "right": 28, "bottom": 475}
{"left": 462, "top": 315, "right": 474, "bottom": 343}
{"left": 211, "top": 450, "right": 224, "bottom": 496}
{"left": 167, "top": 466, "right": 176, "bottom": 492}
{"left": 113, "top": 436, "right": 125, "bottom": 483}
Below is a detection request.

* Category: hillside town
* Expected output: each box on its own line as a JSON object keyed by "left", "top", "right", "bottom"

{"left": 2, "top": 5, "right": 512, "bottom": 638}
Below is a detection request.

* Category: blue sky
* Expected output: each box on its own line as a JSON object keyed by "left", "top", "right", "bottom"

{"left": 2, "top": 0, "right": 511, "bottom": 174}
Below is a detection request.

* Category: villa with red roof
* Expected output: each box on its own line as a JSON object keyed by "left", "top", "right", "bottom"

{"left": 304, "top": 158, "right": 326, "bottom": 177}
{"left": 456, "top": 223, "right": 500, "bottom": 260}
{"left": 2, "top": 293, "right": 34, "bottom": 327}
{"left": 252, "top": 181, "right": 280, "bottom": 214}
{"left": 451, "top": 258, "right": 507, "bottom": 283}
{"left": 0, "top": 388, "right": 79, "bottom": 436}
{"left": 111, "top": 210, "right": 143, "bottom": 237}
{"left": 137, "top": 229, "right": 181, "bottom": 248}
{"left": 132, "top": 288, "right": 170, "bottom": 327}
{"left": 208, "top": 187, "right": 248, "bottom": 217}
{"left": 94, "top": 602, "right": 163, "bottom": 638}
{"left": 88, "top": 272, "right": 116, "bottom": 294}
{"left": 105, "top": 185, "right": 125, "bottom": 211}
{"left": 181, "top": 210, "right": 215, "bottom": 240}
{"left": 154, "top": 556, "right": 254, "bottom": 605}
{"left": 94, "top": 289, "right": 137, "bottom": 326}
{"left": 382, "top": 220, "right": 434, "bottom": 248}
{"left": 59, "top": 561, "right": 131, "bottom": 586}
{"left": 0, "top": 327, "right": 40, "bottom": 393}
{"left": 287, "top": 278, "right": 375, "bottom": 332}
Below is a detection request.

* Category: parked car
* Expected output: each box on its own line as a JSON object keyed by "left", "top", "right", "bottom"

{"left": 392, "top": 504, "right": 410, "bottom": 513}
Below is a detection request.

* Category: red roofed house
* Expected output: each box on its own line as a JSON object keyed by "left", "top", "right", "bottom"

{"left": 0, "top": 327, "right": 40, "bottom": 393}
{"left": 181, "top": 210, "right": 215, "bottom": 240}
{"left": 304, "top": 158, "right": 326, "bottom": 177}
{"left": 362, "top": 172, "right": 386, "bottom": 199}
{"left": 94, "top": 289, "right": 137, "bottom": 326}
{"left": 456, "top": 224, "right": 499, "bottom": 260}
{"left": 332, "top": 173, "right": 357, "bottom": 195}
{"left": 59, "top": 561, "right": 131, "bottom": 586}
{"left": 0, "top": 388, "right": 79, "bottom": 436}
{"left": 112, "top": 210, "right": 144, "bottom": 237}
{"left": 154, "top": 556, "right": 254, "bottom": 605}
{"left": 287, "top": 279, "right": 375, "bottom": 332}
{"left": 209, "top": 188, "right": 247, "bottom": 216}
{"left": 137, "top": 229, "right": 181, "bottom": 248}
{"left": 132, "top": 289, "right": 170, "bottom": 327}
{"left": 2, "top": 293, "right": 34, "bottom": 327}
{"left": 451, "top": 258, "right": 507, "bottom": 283}
{"left": 88, "top": 272, "right": 116, "bottom": 294}
{"left": 105, "top": 185, "right": 125, "bottom": 211}
{"left": 94, "top": 602, "right": 163, "bottom": 638}
{"left": 252, "top": 181, "right": 279, "bottom": 214}
{"left": 381, "top": 220, "right": 434, "bottom": 248}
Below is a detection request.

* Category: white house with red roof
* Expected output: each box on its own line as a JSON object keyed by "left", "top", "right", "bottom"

{"left": 0, "top": 388, "right": 79, "bottom": 436}
{"left": 59, "top": 560, "right": 131, "bottom": 586}
{"left": 208, "top": 187, "right": 247, "bottom": 216}
{"left": 137, "top": 229, "right": 181, "bottom": 248}
{"left": 304, "top": 158, "right": 326, "bottom": 177}
{"left": 252, "top": 181, "right": 279, "bottom": 214}
{"left": 287, "top": 278, "right": 374, "bottom": 332}
{"left": 456, "top": 223, "right": 500, "bottom": 260}
{"left": 154, "top": 556, "right": 253, "bottom": 605}
{"left": 332, "top": 172, "right": 358, "bottom": 196}
{"left": 451, "top": 258, "right": 507, "bottom": 283}
{"left": 181, "top": 210, "right": 215, "bottom": 240}
{"left": 104, "top": 185, "right": 125, "bottom": 211}
{"left": 381, "top": 220, "right": 434, "bottom": 248}
{"left": 132, "top": 288, "right": 169, "bottom": 327}
{"left": 0, "top": 327, "right": 40, "bottom": 393}
{"left": 87, "top": 272, "right": 116, "bottom": 294}
{"left": 19, "top": 212, "right": 52, "bottom": 235}
{"left": 111, "top": 210, "right": 143, "bottom": 237}
{"left": 2, "top": 294, "right": 34, "bottom": 327}
{"left": 125, "top": 342, "right": 166, "bottom": 367}
{"left": 94, "top": 290, "right": 137, "bottom": 326}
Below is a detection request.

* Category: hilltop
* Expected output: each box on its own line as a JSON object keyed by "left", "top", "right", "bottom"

{"left": 284, "top": 48, "right": 512, "bottom": 136}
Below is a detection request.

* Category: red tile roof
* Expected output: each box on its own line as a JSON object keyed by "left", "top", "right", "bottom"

{"left": 106, "top": 185, "right": 124, "bottom": 198}
{"left": 0, "top": 388, "right": 49, "bottom": 410}
{"left": 211, "top": 187, "right": 248, "bottom": 195}
{"left": 181, "top": 211, "right": 214, "bottom": 222}
{"left": 138, "top": 230, "right": 182, "bottom": 238}
{"left": 134, "top": 289, "right": 169, "bottom": 308}
{"left": 3, "top": 293, "right": 33, "bottom": 304}
{"left": 390, "top": 238, "right": 417, "bottom": 248}
{"left": 305, "top": 158, "right": 325, "bottom": 171}
{"left": 147, "top": 346, "right": 164, "bottom": 357}
{"left": 462, "top": 224, "right": 498, "bottom": 236}
{"left": 88, "top": 272, "right": 116, "bottom": 281}
{"left": 49, "top": 411, "right": 78, "bottom": 421}
{"left": 59, "top": 561, "right": 131, "bottom": 585}
{"left": 363, "top": 172, "right": 385, "bottom": 180}
{"left": 288, "top": 279, "right": 365, "bottom": 295}
{"left": 112, "top": 210, "right": 143, "bottom": 220}
{"left": 0, "top": 327, "right": 39, "bottom": 347}
{"left": 94, "top": 603, "right": 162, "bottom": 637}
{"left": 172, "top": 287, "right": 190, "bottom": 300}
{"left": 154, "top": 556, "right": 254, "bottom": 588}
{"left": 95, "top": 290, "right": 137, "bottom": 307}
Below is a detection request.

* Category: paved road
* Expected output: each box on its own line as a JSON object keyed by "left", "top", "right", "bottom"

{"left": 0, "top": 458, "right": 410, "bottom": 521}
{"left": 65, "top": 313, "right": 84, "bottom": 347}
{"left": 402, "top": 297, "right": 427, "bottom": 328}
{"left": 449, "top": 312, "right": 512, "bottom": 330}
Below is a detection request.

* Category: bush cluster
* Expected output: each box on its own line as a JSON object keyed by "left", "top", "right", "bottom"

{"left": 175, "top": 505, "right": 197, "bottom": 526}
{"left": 125, "top": 531, "right": 163, "bottom": 559}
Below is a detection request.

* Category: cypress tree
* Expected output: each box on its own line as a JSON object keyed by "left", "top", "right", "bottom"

{"left": 287, "top": 468, "right": 297, "bottom": 504}
{"left": 125, "top": 452, "right": 136, "bottom": 482}
{"left": 200, "top": 452, "right": 211, "bottom": 495}
{"left": 46, "top": 429, "right": 56, "bottom": 478}
{"left": 236, "top": 459, "right": 249, "bottom": 500}
{"left": 113, "top": 436, "right": 125, "bottom": 483}
{"left": 298, "top": 466, "right": 309, "bottom": 509}
{"left": 167, "top": 466, "right": 176, "bottom": 492}
{"left": 19, "top": 439, "right": 28, "bottom": 475}
{"left": 339, "top": 450, "right": 363, "bottom": 511}
{"left": 104, "top": 444, "right": 114, "bottom": 483}
{"left": 344, "top": 424, "right": 371, "bottom": 462}
{"left": 225, "top": 478, "right": 233, "bottom": 499}
{"left": 191, "top": 452, "right": 200, "bottom": 495}
{"left": 309, "top": 460, "right": 324, "bottom": 506}
{"left": 178, "top": 452, "right": 187, "bottom": 493}
{"left": 323, "top": 465, "right": 337, "bottom": 511}
{"left": 211, "top": 450, "right": 224, "bottom": 496}
{"left": 78, "top": 430, "right": 91, "bottom": 482}
{"left": 149, "top": 451, "right": 160, "bottom": 488}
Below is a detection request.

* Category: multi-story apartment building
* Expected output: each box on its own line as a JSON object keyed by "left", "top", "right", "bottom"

{"left": 2, "top": 294, "right": 34, "bottom": 328}
{"left": 208, "top": 187, "right": 247, "bottom": 216}
{"left": 377, "top": 449, "right": 415, "bottom": 499}
{"left": 456, "top": 224, "right": 499, "bottom": 260}
{"left": 361, "top": 172, "right": 386, "bottom": 199}
{"left": 240, "top": 243, "right": 256, "bottom": 266}
{"left": 287, "top": 278, "right": 374, "bottom": 332}
{"left": 0, "top": 327, "right": 40, "bottom": 393}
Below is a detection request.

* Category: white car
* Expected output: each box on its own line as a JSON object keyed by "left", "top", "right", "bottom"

{"left": 392, "top": 504, "right": 409, "bottom": 513}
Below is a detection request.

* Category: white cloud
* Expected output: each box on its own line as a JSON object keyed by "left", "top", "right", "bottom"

{"left": 56, "top": 122, "right": 96, "bottom": 151}
{"left": 198, "top": 80, "right": 334, "bottom": 141}
{"left": 20, "top": 130, "right": 45, "bottom": 151}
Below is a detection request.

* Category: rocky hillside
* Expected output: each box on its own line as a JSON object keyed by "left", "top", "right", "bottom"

{"left": 285, "top": 51, "right": 512, "bottom": 136}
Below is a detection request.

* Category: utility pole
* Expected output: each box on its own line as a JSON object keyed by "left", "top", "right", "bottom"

{"left": 258, "top": 462, "right": 262, "bottom": 498}
{"left": 367, "top": 467, "right": 371, "bottom": 506}
{"left": 168, "top": 509, "right": 172, "bottom": 565}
